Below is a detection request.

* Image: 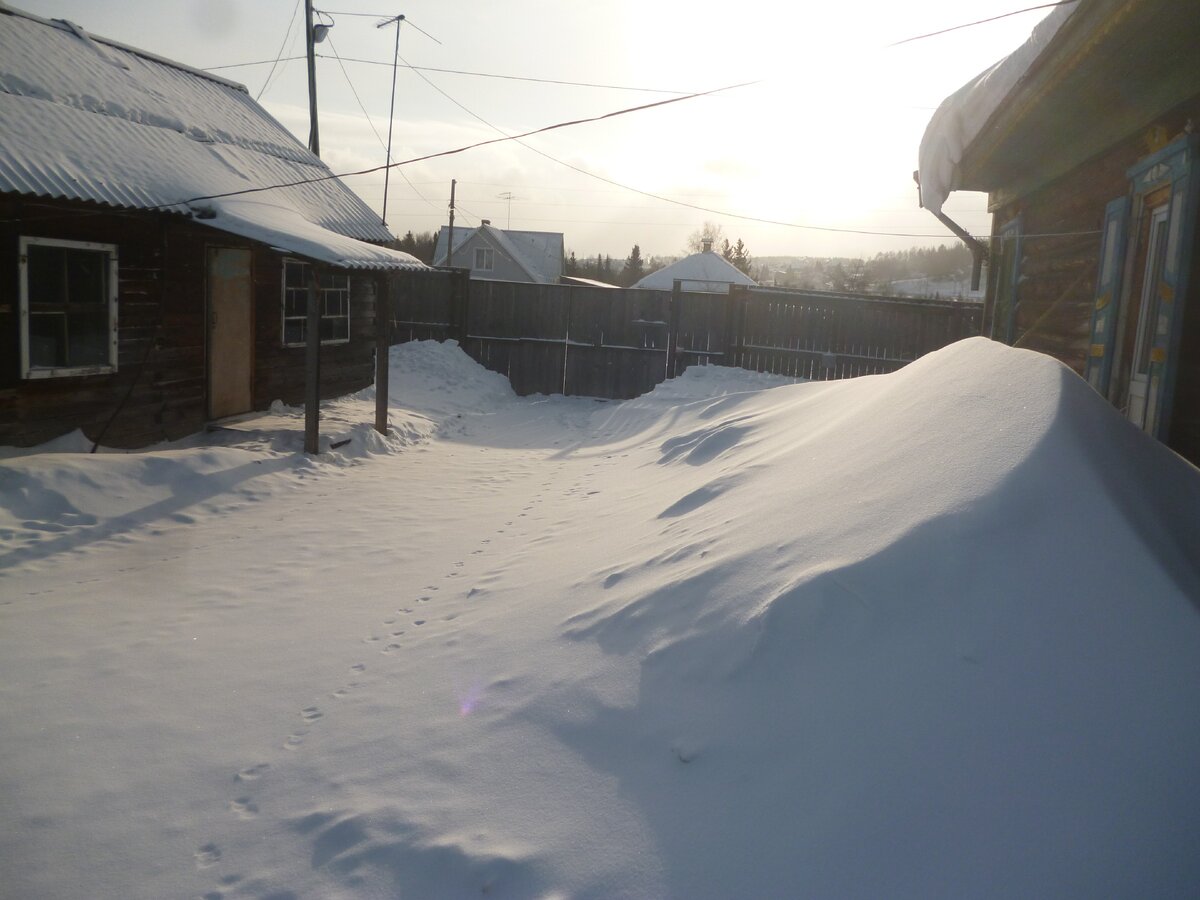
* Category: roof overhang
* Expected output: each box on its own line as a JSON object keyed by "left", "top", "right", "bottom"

{"left": 918, "top": 0, "right": 1200, "bottom": 214}
{"left": 194, "top": 198, "right": 425, "bottom": 271}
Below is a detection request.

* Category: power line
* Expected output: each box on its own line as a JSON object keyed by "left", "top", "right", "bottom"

{"left": 887, "top": 0, "right": 1080, "bottom": 47}
{"left": 256, "top": 0, "right": 302, "bottom": 101}
{"left": 203, "top": 55, "right": 689, "bottom": 95}
{"left": 315, "top": 8, "right": 406, "bottom": 16}
{"left": 323, "top": 32, "right": 440, "bottom": 218}
{"left": 174, "top": 81, "right": 756, "bottom": 207}
{"left": 392, "top": 55, "right": 962, "bottom": 240}
{"left": 328, "top": 56, "right": 688, "bottom": 94}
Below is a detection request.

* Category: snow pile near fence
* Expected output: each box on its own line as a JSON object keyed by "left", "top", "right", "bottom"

{"left": 1, "top": 337, "right": 1198, "bottom": 899}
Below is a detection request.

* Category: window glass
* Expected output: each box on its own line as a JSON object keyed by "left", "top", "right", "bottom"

{"left": 21, "top": 238, "right": 116, "bottom": 376}
{"left": 282, "top": 260, "right": 350, "bottom": 346}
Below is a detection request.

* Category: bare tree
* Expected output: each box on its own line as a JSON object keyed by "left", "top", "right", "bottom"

{"left": 685, "top": 221, "right": 725, "bottom": 254}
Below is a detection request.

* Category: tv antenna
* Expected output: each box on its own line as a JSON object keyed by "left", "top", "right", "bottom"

{"left": 376, "top": 12, "right": 441, "bottom": 227}
{"left": 497, "top": 192, "right": 518, "bottom": 229}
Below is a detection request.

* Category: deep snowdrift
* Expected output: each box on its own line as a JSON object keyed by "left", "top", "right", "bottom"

{"left": 1, "top": 338, "right": 1198, "bottom": 899}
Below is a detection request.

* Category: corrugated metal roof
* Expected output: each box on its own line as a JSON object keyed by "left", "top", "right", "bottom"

{"left": 0, "top": 6, "right": 425, "bottom": 271}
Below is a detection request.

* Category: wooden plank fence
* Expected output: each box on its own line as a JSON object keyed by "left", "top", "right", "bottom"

{"left": 390, "top": 273, "right": 982, "bottom": 399}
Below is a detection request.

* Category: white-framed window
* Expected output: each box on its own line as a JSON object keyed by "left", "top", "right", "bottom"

{"left": 18, "top": 236, "right": 118, "bottom": 379}
{"left": 282, "top": 259, "right": 350, "bottom": 347}
{"left": 474, "top": 247, "right": 494, "bottom": 271}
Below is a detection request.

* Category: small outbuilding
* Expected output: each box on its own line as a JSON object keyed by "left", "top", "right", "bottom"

{"left": 0, "top": 5, "right": 426, "bottom": 449}
{"left": 631, "top": 240, "right": 756, "bottom": 293}
{"left": 917, "top": 0, "right": 1200, "bottom": 464}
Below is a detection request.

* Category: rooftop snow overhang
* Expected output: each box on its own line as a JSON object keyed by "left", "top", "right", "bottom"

{"left": 918, "top": 0, "right": 1200, "bottom": 215}
{"left": 193, "top": 198, "right": 426, "bottom": 271}
{"left": 0, "top": 7, "right": 423, "bottom": 269}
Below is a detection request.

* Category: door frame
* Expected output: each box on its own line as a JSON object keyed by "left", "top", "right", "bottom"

{"left": 1110, "top": 135, "right": 1200, "bottom": 440}
{"left": 205, "top": 245, "right": 255, "bottom": 420}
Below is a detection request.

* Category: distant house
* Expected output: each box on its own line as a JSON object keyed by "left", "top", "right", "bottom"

{"left": 918, "top": 0, "right": 1200, "bottom": 464}
{"left": 632, "top": 240, "right": 756, "bottom": 293}
{"left": 0, "top": 6, "right": 425, "bottom": 448}
{"left": 889, "top": 277, "right": 985, "bottom": 302}
{"left": 433, "top": 222, "right": 563, "bottom": 284}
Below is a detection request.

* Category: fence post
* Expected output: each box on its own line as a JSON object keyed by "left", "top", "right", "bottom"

{"left": 667, "top": 279, "right": 682, "bottom": 378}
{"left": 304, "top": 264, "right": 323, "bottom": 454}
{"left": 725, "top": 285, "right": 747, "bottom": 367}
{"left": 454, "top": 269, "right": 470, "bottom": 344}
{"left": 374, "top": 273, "right": 390, "bottom": 435}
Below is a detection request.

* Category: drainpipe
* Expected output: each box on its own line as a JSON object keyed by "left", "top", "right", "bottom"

{"left": 914, "top": 170, "right": 989, "bottom": 290}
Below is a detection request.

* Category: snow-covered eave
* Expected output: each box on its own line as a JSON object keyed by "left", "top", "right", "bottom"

{"left": 3, "top": 186, "right": 424, "bottom": 271}
{"left": 916, "top": 3, "right": 1079, "bottom": 215}
{"left": 194, "top": 198, "right": 426, "bottom": 271}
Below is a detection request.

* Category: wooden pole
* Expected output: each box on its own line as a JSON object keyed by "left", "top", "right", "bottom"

{"left": 304, "top": 265, "right": 322, "bottom": 454}
{"left": 446, "top": 178, "right": 457, "bottom": 267}
{"left": 724, "top": 284, "right": 744, "bottom": 368}
{"left": 667, "top": 279, "right": 682, "bottom": 378}
{"left": 304, "top": 0, "right": 320, "bottom": 157}
{"left": 375, "top": 273, "right": 390, "bottom": 435}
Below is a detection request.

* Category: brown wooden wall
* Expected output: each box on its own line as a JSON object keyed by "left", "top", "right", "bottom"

{"left": 251, "top": 264, "right": 378, "bottom": 411}
{"left": 0, "top": 199, "right": 198, "bottom": 448}
{"left": 986, "top": 94, "right": 1200, "bottom": 463}
{"left": 1, "top": 197, "right": 380, "bottom": 449}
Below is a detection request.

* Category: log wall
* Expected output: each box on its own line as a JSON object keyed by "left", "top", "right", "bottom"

{"left": 1, "top": 197, "right": 381, "bottom": 448}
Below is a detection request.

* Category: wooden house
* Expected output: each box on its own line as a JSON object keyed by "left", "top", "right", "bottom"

{"left": 0, "top": 5, "right": 426, "bottom": 449}
{"left": 918, "top": 0, "right": 1200, "bottom": 464}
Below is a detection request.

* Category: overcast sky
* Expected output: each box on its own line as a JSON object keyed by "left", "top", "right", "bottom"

{"left": 17, "top": 0, "right": 1060, "bottom": 259}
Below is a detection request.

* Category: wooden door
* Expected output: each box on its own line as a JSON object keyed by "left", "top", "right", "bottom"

{"left": 207, "top": 247, "right": 253, "bottom": 419}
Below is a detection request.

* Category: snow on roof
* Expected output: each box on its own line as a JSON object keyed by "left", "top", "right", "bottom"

{"left": 0, "top": 6, "right": 424, "bottom": 271}
{"left": 632, "top": 249, "right": 756, "bottom": 292}
{"left": 433, "top": 224, "right": 564, "bottom": 283}
{"left": 561, "top": 275, "right": 620, "bottom": 289}
{"left": 916, "top": 3, "right": 1077, "bottom": 214}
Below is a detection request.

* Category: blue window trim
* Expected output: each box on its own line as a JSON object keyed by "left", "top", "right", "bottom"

{"left": 1123, "top": 134, "right": 1200, "bottom": 441}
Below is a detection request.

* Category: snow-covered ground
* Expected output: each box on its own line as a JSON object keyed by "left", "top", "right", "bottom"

{"left": 2, "top": 338, "right": 1199, "bottom": 899}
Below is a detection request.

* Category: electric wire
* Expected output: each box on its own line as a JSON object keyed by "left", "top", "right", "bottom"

{"left": 324, "top": 31, "right": 441, "bottom": 218}
{"left": 8, "top": 4, "right": 1099, "bottom": 242}
{"left": 172, "top": 82, "right": 756, "bottom": 208}
{"left": 395, "top": 55, "right": 992, "bottom": 240}
{"left": 887, "top": 0, "right": 1080, "bottom": 47}
{"left": 256, "top": 0, "right": 302, "bottom": 101}
{"left": 203, "top": 55, "right": 691, "bottom": 95}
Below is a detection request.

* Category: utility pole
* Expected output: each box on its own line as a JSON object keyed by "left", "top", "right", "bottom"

{"left": 377, "top": 13, "right": 405, "bottom": 226}
{"left": 305, "top": 0, "right": 320, "bottom": 156}
{"left": 446, "top": 179, "right": 457, "bottom": 267}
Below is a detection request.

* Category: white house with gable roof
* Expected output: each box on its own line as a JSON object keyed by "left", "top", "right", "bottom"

{"left": 432, "top": 222, "right": 563, "bottom": 284}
